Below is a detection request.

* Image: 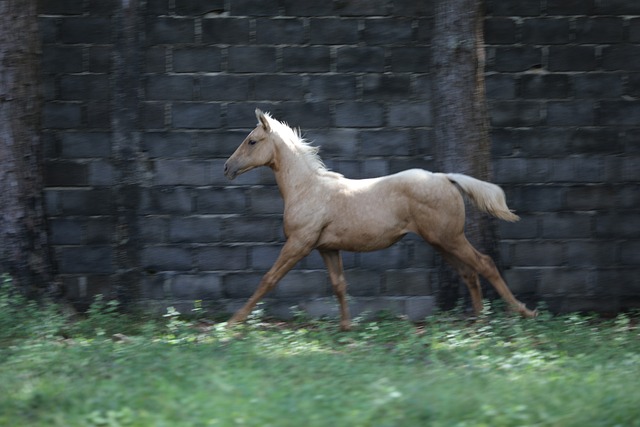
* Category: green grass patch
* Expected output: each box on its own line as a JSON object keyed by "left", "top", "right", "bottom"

{"left": 1, "top": 281, "right": 639, "bottom": 426}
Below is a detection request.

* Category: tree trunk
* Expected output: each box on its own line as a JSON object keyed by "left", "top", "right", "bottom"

{"left": 0, "top": 0, "right": 54, "bottom": 295}
{"left": 430, "top": 0, "right": 499, "bottom": 310}
{"left": 112, "top": 0, "right": 144, "bottom": 306}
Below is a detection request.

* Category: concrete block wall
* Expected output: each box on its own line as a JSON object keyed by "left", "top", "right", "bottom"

{"left": 39, "top": 0, "right": 639, "bottom": 318}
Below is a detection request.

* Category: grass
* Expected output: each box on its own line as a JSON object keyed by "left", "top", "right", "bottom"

{"left": 1, "top": 279, "right": 639, "bottom": 426}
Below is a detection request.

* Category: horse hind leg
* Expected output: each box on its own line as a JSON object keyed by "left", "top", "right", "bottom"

{"left": 441, "top": 253, "right": 484, "bottom": 315}
{"left": 442, "top": 236, "right": 537, "bottom": 318}
{"left": 319, "top": 250, "right": 352, "bottom": 331}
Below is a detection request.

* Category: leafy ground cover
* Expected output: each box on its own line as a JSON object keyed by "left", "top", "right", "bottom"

{"left": 1, "top": 281, "right": 639, "bottom": 426}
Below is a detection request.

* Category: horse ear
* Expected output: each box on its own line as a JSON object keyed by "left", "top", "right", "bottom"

{"left": 255, "top": 108, "right": 271, "bottom": 132}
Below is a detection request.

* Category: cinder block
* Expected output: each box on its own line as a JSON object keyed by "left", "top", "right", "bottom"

{"left": 548, "top": 46, "right": 597, "bottom": 71}
{"left": 388, "top": 102, "right": 432, "bottom": 127}
{"left": 282, "top": 47, "right": 331, "bottom": 72}
{"left": 87, "top": 45, "right": 112, "bottom": 73}
{"left": 60, "top": 132, "right": 111, "bottom": 158}
{"left": 255, "top": 18, "right": 305, "bottom": 44}
{"left": 574, "top": 17, "right": 624, "bottom": 44}
{"left": 192, "top": 130, "right": 247, "bottom": 157}
{"left": 595, "top": 1, "right": 640, "bottom": 15}
{"left": 141, "top": 187, "right": 193, "bottom": 214}
{"left": 42, "top": 103, "right": 82, "bottom": 129}
{"left": 540, "top": 213, "right": 592, "bottom": 239}
{"left": 141, "top": 102, "right": 166, "bottom": 130}
{"left": 602, "top": 44, "right": 640, "bottom": 71}
{"left": 229, "top": 0, "right": 279, "bottom": 16}
{"left": 520, "top": 74, "right": 569, "bottom": 99}
{"left": 88, "top": 161, "right": 114, "bottom": 186}
{"left": 363, "top": 18, "right": 413, "bottom": 45}
{"left": 50, "top": 219, "right": 84, "bottom": 245}
{"left": 566, "top": 241, "right": 617, "bottom": 267}
{"left": 202, "top": 18, "right": 250, "bottom": 44}
{"left": 308, "top": 18, "right": 358, "bottom": 44}
{"left": 334, "top": 0, "right": 388, "bottom": 16}
{"left": 484, "top": 18, "right": 518, "bottom": 44}
{"left": 565, "top": 185, "right": 615, "bottom": 211}
{"left": 57, "top": 246, "right": 113, "bottom": 274}
{"left": 146, "top": 75, "right": 194, "bottom": 100}
{"left": 171, "top": 274, "right": 223, "bottom": 300}
{"left": 384, "top": 270, "right": 431, "bottom": 296}
{"left": 405, "top": 296, "right": 435, "bottom": 322}
{"left": 153, "top": 160, "right": 211, "bottom": 185}
{"left": 197, "top": 187, "right": 247, "bottom": 214}
{"left": 172, "top": 103, "right": 221, "bottom": 129}
{"left": 573, "top": 74, "right": 623, "bottom": 99}
{"left": 521, "top": 18, "right": 570, "bottom": 44}
{"left": 363, "top": 74, "right": 411, "bottom": 100}
{"left": 223, "top": 273, "right": 262, "bottom": 298}
{"left": 489, "top": 100, "right": 543, "bottom": 127}
{"left": 55, "top": 189, "right": 113, "bottom": 215}
{"left": 197, "top": 246, "right": 248, "bottom": 271}
{"left": 173, "top": 47, "right": 221, "bottom": 73}
{"left": 282, "top": 0, "right": 334, "bottom": 16}
{"left": 512, "top": 242, "right": 564, "bottom": 267}
{"left": 199, "top": 75, "right": 251, "bottom": 101}
{"left": 307, "top": 75, "right": 357, "bottom": 101}
{"left": 486, "top": 74, "right": 517, "bottom": 99}
{"left": 358, "top": 129, "right": 410, "bottom": 156}
{"left": 620, "top": 241, "right": 640, "bottom": 265}
{"left": 42, "top": 46, "right": 83, "bottom": 74}
{"left": 630, "top": 18, "right": 640, "bottom": 43}
{"left": 546, "top": 0, "right": 594, "bottom": 15}
{"left": 335, "top": 102, "right": 384, "bottom": 127}
{"left": 247, "top": 186, "right": 283, "bottom": 214}
{"left": 490, "top": 46, "right": 542, "bottom": 72}
{"left": 222, "top": 217, "right": 283, "bottom": 243}
{"left": 142, "top": 246, "right": 192, "bottom": 271}
{"left": 254, "top": 75, "right": 305, "bottom": 100}
{"left": 336, "top": 47, "right": 385, "bottom": 72}
{"left": 598, "top": 101, "right": 640, "bottom": 125}
{"left": 486, "top": 0, "right": 541, "bottom": 16}
{"left": 169, "top": 217, "right": 223, "bottom": 243}
{"left": 45, "top": 161, "right": 88, "bottom": 186}
{"left": 276, "top": 271, "right": 329, "bottom": 298}
{"left": 303, "top": 128, "right": 358, "bottom": 157}
{"left": 277, "top": 102, "right": 333, "bottom": 128}
{"left": 39, "top": 0, "right": 83, "bottom": 15}
{"left": 85, "top": 218, "right": 115, "bottom": 245}
{"left": 146, "top": 17, "right": 195, "bottom": 45}
{"left": 175, "top": 0, "right": 224, "bottom": 16}
{"left": 227, "top": 47, "right": 277, "bottom": 73}
{"left": 59, "top": 17, "right": 111, "bottom": 44}
{"left": 59, "top": 75, "right": 110, "bottom": 101}
{"left": 389, "top": 47, "right": 430, "bottom": 72}
{"left": 359, "top": 245, "right": 410, "bottom": 270}
{"left": 143, "top": 132, "right": 192, "bottom": 158}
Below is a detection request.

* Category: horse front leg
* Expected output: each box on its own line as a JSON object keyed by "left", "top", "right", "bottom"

{"left": 319, "top": 250, "right": 352, "bottom": 331}
{"left": 228, "top": 238, "right": 312, "bottom": 327}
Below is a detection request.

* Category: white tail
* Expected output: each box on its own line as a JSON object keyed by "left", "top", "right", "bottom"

{"left": 446, "top": 173, "right": 520, "bottom": 222}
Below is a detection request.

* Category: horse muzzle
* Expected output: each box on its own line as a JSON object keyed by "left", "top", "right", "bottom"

{"left": 223, "top": 161, "right": 237, "bottom": 180}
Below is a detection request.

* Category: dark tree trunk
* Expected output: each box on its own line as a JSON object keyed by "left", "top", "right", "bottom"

{"left": 112, "top": 0, "right": 144, "bottom": 306}
{"left": 430, "top": 0, "right": 500, "bottom": 310}
{"left": 0, "top": 0, "right": 55, "bottom": 295}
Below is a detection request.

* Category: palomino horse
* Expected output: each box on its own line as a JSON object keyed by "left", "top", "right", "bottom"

{"left": 224, "top": 109, "right": 536, "bottom": 330}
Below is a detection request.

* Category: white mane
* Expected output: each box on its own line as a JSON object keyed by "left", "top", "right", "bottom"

{"left": 264, "top": 113, "right": 343, "bottom": 178}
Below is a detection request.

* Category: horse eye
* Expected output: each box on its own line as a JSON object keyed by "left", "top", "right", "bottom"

{"left": 248, "top": 140, "right": 257, "bottom": 146}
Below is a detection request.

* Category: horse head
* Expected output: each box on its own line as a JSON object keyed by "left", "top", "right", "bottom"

{"left": 224, "top": 109, "right": 277, "bottom": 180}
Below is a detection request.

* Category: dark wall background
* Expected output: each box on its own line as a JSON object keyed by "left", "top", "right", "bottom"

{"left": 39, "top": 0, "right": 640, "bottom": 318}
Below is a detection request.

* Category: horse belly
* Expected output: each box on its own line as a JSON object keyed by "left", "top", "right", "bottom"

{"left": 316, "top": 216, "right": 407, "bottom": 252}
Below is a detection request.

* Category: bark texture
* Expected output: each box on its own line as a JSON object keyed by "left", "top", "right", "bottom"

{"left": 0, "top": 0, "right": 54, "bottom": 295}
{"left": 430, "top": 0, "right": 500, "bottom": 309}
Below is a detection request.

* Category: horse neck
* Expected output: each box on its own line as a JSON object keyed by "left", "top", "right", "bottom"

{"left": 272, "top": 139, "right": 320, "bottom": 201}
